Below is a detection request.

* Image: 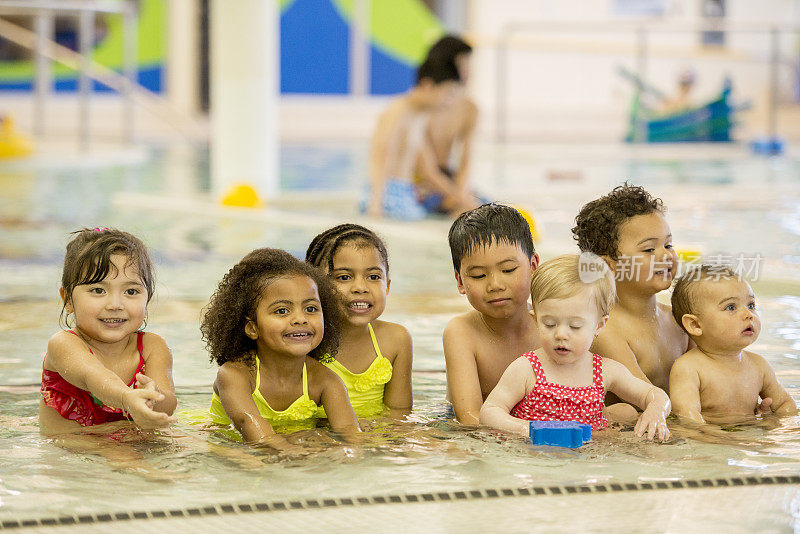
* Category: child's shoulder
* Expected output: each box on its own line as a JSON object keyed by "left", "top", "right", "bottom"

{"left": 139, "top": 331, "right": 169, "bottom": 355}
{"left": 48, "top": 329, "right": 76, "bottom": 347}
{"left": 46, "top": 329, "right": 88, "bottom": 360}
{"left": 371, "top": 320, "right": 411, "bottom": 343}
{"left": 444, "top": 310, "right": 482, "bottom": 336}
{"left": 215, "top": 359, "right": 254, "bottom": 383}
{"left": 305, "top": 357, "right": 344, "bottom": 389}
{"left": 443, "top": 312, "right": 478, "bottom": 352}
{"left": 669, "top": 348, "right": 704, "bottom": 374}
{"left": 379, "top": 97, "right": 412, "bottom": 122}
{"left": 742, "top": 349, "right": 771, "bottom": 369}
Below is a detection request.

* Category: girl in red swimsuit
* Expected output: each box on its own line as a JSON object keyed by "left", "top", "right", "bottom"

{"left": 479, "top": 254, "right": 671, "bottom": 442}
{"left": 40, "top": 228, "right": 177, "bottom": 434}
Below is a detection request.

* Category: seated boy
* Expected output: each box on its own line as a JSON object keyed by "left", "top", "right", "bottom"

{"left": 443, "top": 203, "right": 540, "bottom": 425}
{"left": 572, "top": 184, "right": 690, "bottom": 393}
{"left": 669, "top": 265, "right": 796, "bottom": 423}
{"left": 367, "top": 58, "right": 475, "bottom": 220}
{"left": 415, "top": 35, "right": 479, "bottom": 215}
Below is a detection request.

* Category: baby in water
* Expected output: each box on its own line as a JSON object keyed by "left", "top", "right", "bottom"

{"left": 669, "top": 265, "right": 797, "bottom": 424}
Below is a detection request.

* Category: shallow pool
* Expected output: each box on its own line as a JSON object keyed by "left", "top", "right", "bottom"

{"left": 1, "top": 142, "right": 799, "bottom": 528}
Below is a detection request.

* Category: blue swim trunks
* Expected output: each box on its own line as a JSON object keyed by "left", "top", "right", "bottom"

{"left": 361, "top": 179, "right": 427, "bottom": 221}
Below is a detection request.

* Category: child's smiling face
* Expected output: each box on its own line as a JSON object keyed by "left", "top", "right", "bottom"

{"left": 64, "top": 254, "right": 148, "bottom": 346}
{"left": 329, "top": 243, "right": 389, "bottom": 328}
{"left": 611, "top": 211, "right": 677, "bottom": 293}
{"left": 455, "top": 241, "right": 536, "bottom": 320}
{"left": 246, "top": 275, "right": 324, "bottom": 359}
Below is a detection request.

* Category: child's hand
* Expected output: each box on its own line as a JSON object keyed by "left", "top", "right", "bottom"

{"left": 755, "top": 397, "right": 773, "bottom": 416}
{"left": 134, "top": 373, "right": 160, "bottom": 409}
{"left": 634, "top": 406, "right": 670, "bottom": 442}
{"left": 122, "top": 388, "right": 176, "bottom": 430}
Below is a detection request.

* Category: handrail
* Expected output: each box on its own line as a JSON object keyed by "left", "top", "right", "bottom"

{"left": 0, "top": 0, "right": 128, "bottom": 14}
{"left": 0, "top": 5, "right": 205, "bottom": 144}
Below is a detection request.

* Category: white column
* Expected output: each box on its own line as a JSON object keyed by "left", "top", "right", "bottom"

{"left": 349, "top": 0, "right": 370, "bottom": 96}
{"left": 210, "top": 0, "right": 279, "bottom": 200}
{"left": 167, "top": 0, "right": 200, "bottom": 116}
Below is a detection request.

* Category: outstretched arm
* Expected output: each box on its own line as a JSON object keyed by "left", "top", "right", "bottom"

{"left": 45, "top": 332, "right": 173, "bottom": 429}
{"left": 605, "top": 358, "right": 671, "bottom": 441}
{"left": 443, "top": 321, "right": 482, "bottom": 425}
{"left": 479, "top": 357, "right": 533, "bottom": 435}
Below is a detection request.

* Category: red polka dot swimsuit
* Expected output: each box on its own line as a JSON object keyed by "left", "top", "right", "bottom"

{"left": 510, "top": 351, "right": 609, "bottom": 431}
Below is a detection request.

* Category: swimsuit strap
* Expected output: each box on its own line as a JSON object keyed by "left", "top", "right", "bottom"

{"left": 134, "top": 331, "right": 146, "bottom": 374}
{"left": 526, "top": 351, "right": 547, "bottom": 383}
{"left": 302, "top": 362, "right": 308, "bottom": 397}
{"left": 592, "top": 353, "right": 604, "bottom": 387}
{"left": 255, "top": 356, "right": 261, "bottom": 390}
{"left": 367, "top": 323, "right": 384, "bottom": 359}
{"left": 67, "top": 330, "right": 93, "bottom": 354}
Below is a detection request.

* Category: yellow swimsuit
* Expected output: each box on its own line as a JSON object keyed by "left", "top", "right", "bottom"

{"left": 209, "top": 359, "right": 318, "bottom": 434}
{"left": 317, "top": 323, "right": 393, "bottom": 418}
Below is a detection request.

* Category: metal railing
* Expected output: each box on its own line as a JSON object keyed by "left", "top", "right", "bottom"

{"left": 0, "top": 0, "right": 137, "bottom": 149}
{"left": 0, "top": 0, "right": 204, "bottom": 149}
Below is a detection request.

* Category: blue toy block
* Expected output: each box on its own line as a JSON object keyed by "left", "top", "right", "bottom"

{"left": 749, "top": 137, "right": 785, "bottom": 156}
{"left": 528, "top": 421, "right": 592, "bottom": 448}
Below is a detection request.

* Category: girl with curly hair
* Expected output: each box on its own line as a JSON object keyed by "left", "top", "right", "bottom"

{"left": 201, "top": 248, "right": 359, "bottom": 444}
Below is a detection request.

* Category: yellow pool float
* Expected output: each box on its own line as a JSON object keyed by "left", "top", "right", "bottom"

{"left": 513, "top": 205, "right": 540, "bottom": 243}
{"left": 0, "top": 117, "right": 33, "bottom": 159}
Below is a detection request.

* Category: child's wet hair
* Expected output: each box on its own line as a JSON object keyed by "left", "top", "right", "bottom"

{"left": 572, "top": 183, "right": 664, "bottom": 260}
{"left": 426, "top": 35, "right": 472, "bottom": 81}
{"left": 448, "top": 203, "right": 535, "bottom": 272}
{"left": 427, "top": 35, "right": 472, "bottom": 62}
{"left": 201, "top": 248, "right": 344, "bottom": 367}
{"left": 671, "top": 264, "right": 742, "bottom": 335}
{"left": 60, "top": 228, "right": 154, "bottom": 328}
{"left": 530, "top": 254, "right": 616, "bottom": 318}
{"left": 305, "top": 224, "right": 389, "bottom": 276}
{"left": 416, "top": 58, "right": 460, "bottom": 85}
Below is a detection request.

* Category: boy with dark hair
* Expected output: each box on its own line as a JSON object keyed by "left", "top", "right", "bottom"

{"left": 443, "top": 203, "right": 540, "bottom": 424}
{"left": 416, "top": 35, "right": 478, "bottom": 215}
{"left": 572, "top": 183, "right": 689, "bottom": 393}
{"left": 367, "top": 58, "right": 475, "bottom": 220}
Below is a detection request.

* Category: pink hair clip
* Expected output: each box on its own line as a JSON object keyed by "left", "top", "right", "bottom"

{"left": 91, "top": 227, "right": 109, "bottom": 232}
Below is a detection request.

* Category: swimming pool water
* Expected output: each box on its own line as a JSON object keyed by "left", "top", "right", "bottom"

{"left": 1, "top": 142, "right": 800, "bottom": 524}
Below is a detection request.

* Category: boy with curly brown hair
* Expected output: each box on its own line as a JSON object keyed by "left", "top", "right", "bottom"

{"left": 572, "top": 184, "right": 689, "bottom": 395}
